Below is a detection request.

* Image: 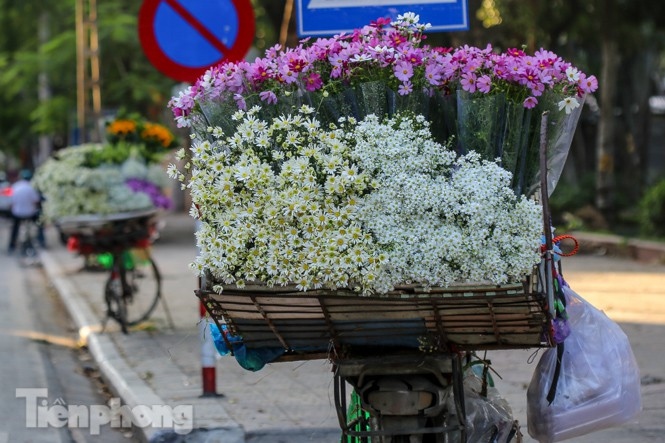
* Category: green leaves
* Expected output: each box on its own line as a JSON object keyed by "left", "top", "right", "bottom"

{"left": 0, "top": 0, "right": 180, "bottom": 162}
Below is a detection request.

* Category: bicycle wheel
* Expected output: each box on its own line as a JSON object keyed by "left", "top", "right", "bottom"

{"left": 104, "top": 266, "right": 129, "bottom": 334}
{"left": 121, "top": 249, "right": 162, "bottom": 326}
{"left": 20, "top": 237, "right": 36, "bottom": 259}
{"left": 18, "top": 222, "right": 39, "bottom": 266}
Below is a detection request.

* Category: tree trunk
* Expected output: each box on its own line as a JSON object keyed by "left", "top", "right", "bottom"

{"left": 37, "top": 11, "right": 53, "bottom": 167}
{"left": 595, "top": 2, "right": 619, "bottom": 220}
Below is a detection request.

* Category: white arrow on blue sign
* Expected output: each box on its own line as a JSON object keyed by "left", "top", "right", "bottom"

{"left": 296, "top": 0, "right": 468, "bottom": 37}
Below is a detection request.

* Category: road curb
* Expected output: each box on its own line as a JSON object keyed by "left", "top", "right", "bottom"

{"left": 40, "top": 250, "right": 163, "bottom": 441}
{"left": 572, "top": 231, "right": 665, "bottom": 263}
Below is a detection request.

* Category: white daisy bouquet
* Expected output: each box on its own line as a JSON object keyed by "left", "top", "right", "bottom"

{"left": 170, "top": 106, "right": 542, "bottom": 294}
{"left": 33, "top": 143, "right": 171, "bottom": 222}
{"left": 34, "top": 115, "right": 178, "bottom": 223}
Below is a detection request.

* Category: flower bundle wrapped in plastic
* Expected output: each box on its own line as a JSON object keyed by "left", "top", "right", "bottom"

{"left": 169, "top": 106, "right": 542, "bottom": 294}
{"left": 169, "top": 12, "right": 597, "bottom": 197}
{"left": 34, "top": 115, "right": 177, "bottom": 222}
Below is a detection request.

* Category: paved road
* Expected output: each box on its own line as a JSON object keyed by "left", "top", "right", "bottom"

{"left": 0, "top": 218, "right": 129, "bottom": 443}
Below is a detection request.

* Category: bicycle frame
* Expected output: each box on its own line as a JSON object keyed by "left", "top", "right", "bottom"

{"left": 17, "top": 218, "right": 40, "bottom": 264}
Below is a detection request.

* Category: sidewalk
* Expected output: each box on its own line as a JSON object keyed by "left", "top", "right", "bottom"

{"left": 39, "top": 212, "right": 665, "bottom": 442}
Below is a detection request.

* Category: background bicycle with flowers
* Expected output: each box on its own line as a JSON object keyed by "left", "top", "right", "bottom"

{"left": 34, "top": 114, "right": 179, "bottom": 333}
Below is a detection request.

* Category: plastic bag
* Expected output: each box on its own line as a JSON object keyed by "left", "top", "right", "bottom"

{"left": 444, "top": 368, "right": 518, "bottom": 443}
{"left": 526, "top": 285, "right": 641, "bottom": 442}
{"left": 210, "top": 323, "right": 285, "bottom": 371}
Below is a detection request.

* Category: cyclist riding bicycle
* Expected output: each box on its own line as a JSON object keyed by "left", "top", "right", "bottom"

{"left": 7, "top": 169, "right": 45, "bottom": 254}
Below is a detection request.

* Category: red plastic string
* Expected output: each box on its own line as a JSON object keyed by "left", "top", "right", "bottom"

{"left": 552, "top": 234, "right": 580, "bottom": 257}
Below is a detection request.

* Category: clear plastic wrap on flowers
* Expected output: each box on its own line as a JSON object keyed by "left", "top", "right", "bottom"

{"left": 456, "top": 90, "right": 508, "bottom": 161}
{"left": 308, "top": 82, "right": 431, "bottom": 129}
{"left": 428, "top": 90, "right": 458, "bottom": 150}
{"left": 198, "top": 97, "right": 241, "bottom": 138}
{"left": 356, "top": 81, "right": 390, "bottom": 120}
{"left": 525, "top": 93, "right": 586, "bottom": 197}
{"left": 455, "top": 90, "right": 585, "bottom": 197}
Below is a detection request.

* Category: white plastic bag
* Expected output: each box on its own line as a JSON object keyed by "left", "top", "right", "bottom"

{"left": 526, "top": 285, "right": 642, "bottom": 442}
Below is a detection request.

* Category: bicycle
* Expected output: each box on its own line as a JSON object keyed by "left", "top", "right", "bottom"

{"left": 102, "top": 246, "right": 162, "bottom": 334}
{"left": 339, "top": 354, "right": 523, "bottom": 443}
{"left": 59, "top": 210, "right": 166, "bottom": 334}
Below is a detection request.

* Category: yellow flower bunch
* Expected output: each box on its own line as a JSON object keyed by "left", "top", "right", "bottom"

{"left": 141, "top": 122, "right": 175, "bottom": 148}
{"left": 98, "top": 114, "right": 179, "bottom": 166}
{"left": 107, "top": 119, "right": 137, "bottom": 137}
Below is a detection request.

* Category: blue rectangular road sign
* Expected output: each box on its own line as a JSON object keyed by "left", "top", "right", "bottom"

{"left": 296, "top": 0, "right": 468, "bottom": 37}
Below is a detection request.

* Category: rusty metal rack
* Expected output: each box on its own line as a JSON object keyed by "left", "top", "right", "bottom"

{"left": 197, "top": 270, "right": 552, "bottom": 362}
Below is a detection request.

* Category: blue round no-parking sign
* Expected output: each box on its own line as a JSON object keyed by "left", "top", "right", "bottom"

{"left": 139, "top": 0, "right": 255, "bottom": 83}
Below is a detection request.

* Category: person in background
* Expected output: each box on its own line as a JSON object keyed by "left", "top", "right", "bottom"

{"left": 7, "top": 169, "right": 45, "bottom": 253}
{"left": 0, "top": 171, "right": 11, "bottom": 217}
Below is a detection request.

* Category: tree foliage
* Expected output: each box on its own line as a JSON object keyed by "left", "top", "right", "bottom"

{"left": 0, "top": 0, "right": 179, "bottom": 166}
{"left": 0, "top": 0, "right": 280, "bottom": 169}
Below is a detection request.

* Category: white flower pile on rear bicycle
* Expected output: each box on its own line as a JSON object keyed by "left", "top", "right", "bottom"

{"left": 33, "top": 115, "right": 177, "bottom": 221}
{"left": 32, "top": 115, "right": 178, "bottom": 333}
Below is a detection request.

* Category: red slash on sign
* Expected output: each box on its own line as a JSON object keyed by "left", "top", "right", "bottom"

{"left": 138, "top": 0, "right": 255, "bottom": 83}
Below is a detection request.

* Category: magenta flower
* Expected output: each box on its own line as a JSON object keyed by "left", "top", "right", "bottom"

{"left": 424, "top": 63, "right": 443, "bottom": 86}
{"left": 249, "top": 58, "right": 272, "bottom": 84}
{"left": 370, "top": 16, "right": 391, "bottom": 27}
{"left": 259, "top": 90, "right": 278, "bottom": 104}
{"left": 578, "top": 74, "right": 598, "bottom": 94}
{"left": 328, "top": 53, "right": 345, "bottom": 69}
{"left": 398, "top": 81, "right": 413, "bottom": 96}
{"left": 522, "top": 68, "right": 540, "bottom": 90}
{"left": 404, "top": 49, "right": 423, "bottom": 66}
{"left": 394, "top": 60, "right": 414, "bottom": 82}
{"left": 388, "top": 31, "right": 407, "bottom": 47}
{"left": 507, "top": 48, "right": 526, "bottom": 57}
{"left": 530, "top": 81, "right": 545, "bottom": 97}
{"left": 287, "top": 56, "right": 307, "bottom": 73}
{"left": 460, "top": 72, "right": 478, "bottom": 93}
{"left": 477, "top": 75, "right": 491, "bottom": 93}
{"left": 523, "top": 96, "right": 538, "bottom": 109}
{"left": 304, "top": 72, "right": 323, "bottom": 91}
{"left": 279, "top": 65, "right": 298, "bottom": 84}
{"left": 233, "top": 93, "right": 247, "bottom": 111}
{"left": 171, "top": 106, "right": 185, "bottom": 118}
{"left": 330, "top": 66, "right": 343, "bottom": 79}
